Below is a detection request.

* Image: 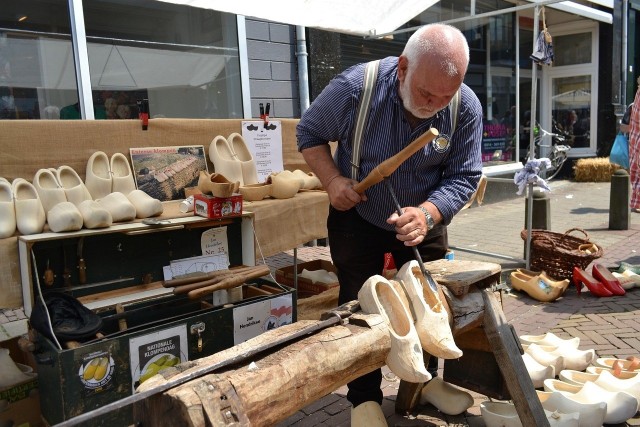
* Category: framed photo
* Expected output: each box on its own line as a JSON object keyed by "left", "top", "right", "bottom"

{"left": 130, "top": 145, "right": 208, "bottom": 202}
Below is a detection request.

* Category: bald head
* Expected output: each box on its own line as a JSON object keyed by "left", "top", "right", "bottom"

{"left": 401, "top": 24, "right": 469, "bottom": 79}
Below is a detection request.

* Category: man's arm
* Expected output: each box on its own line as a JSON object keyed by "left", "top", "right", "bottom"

{"left": 301, "top": 145, "right": 365, "bottom": 211}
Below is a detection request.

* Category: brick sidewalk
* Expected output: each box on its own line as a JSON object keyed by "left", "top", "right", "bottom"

{"left": 270, "top": 180, "right": 640, "bottom": 426}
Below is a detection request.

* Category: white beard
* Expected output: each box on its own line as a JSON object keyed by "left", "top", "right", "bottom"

{"left": 398, "top": 77, "right": 437, "bottom": 120}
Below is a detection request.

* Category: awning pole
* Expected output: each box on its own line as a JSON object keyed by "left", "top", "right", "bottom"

{"left": 525, "top": 5, "right": 541, "bottom": 270}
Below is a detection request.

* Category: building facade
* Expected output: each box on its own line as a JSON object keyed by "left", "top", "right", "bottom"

{"left": 0, "top": 0, "right": 628, "bottom": 175}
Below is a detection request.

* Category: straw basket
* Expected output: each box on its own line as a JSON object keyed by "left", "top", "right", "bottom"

{"left": 520, "top": 228, "right": 603, "bottom": 281}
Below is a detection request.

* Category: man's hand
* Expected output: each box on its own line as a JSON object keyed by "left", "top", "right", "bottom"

{"left": 326, "top": 175, "right": 367, "bottom": 211}
{"left": 386, "top": 206, "right": 427, "bottom": 246}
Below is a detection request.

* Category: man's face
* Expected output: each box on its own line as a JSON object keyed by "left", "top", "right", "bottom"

{"left": 398, "top": 55, "right": 461, "bottom": 120}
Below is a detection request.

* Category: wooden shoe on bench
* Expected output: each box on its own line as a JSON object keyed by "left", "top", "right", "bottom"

{"left": 0, "top": 179, "right": 16, "bottom": 238}
{"left": 12, "top": 178, "right": 45, "bottom": 235}
{"left": 85, "top": 151, "right": 112, "bottom": 200}
{"left": 396, "top": 260, "right": 462, "bottom": 359}
{"left": 209, "top": 136, "right": 244, "bottom": 186}
{"left": 358, "top": 275, "right": 431, "bottom": 383}
{"left": 110, "top": 153, "right": 137, "bottom": 195}
{"left": 47, "top": 201, "right": 83, "bottom": 232}
{"left": 227, "top": 133, "right": 258, "bottom": 185}
{"left": 33, "top": 168, "right": 67, "bottom": 213}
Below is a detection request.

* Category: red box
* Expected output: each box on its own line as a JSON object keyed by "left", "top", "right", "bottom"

{"left": 194, "top": 193, "right": 243, "bottom": 219}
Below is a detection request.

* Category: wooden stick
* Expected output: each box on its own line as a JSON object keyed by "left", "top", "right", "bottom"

{"left": 186, "top": 265, "right": 271, "bottom": 299}
{"left": 164, "top": 265, "right": 261, "bottom": 288}
{"left": 173, "top": 265, "right": 271, "bottom": 295}
{"left": 352, "top": 128, "right": 439, "bottom": 194}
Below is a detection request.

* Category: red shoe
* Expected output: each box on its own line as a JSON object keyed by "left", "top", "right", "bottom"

{"left": 572, "top": 267, "right": 613, "bottom": 297}
{"left": 591, "top": 263, "right": 626, "bottom": 296}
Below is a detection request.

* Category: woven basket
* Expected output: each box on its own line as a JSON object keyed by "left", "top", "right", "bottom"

{"left": 520, "top": 228, "right": 603, "bottom": 281}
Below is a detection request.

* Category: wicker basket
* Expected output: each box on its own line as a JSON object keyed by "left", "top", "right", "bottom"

{"left": 520, "top": 228, "right": 603, "bottom": 281}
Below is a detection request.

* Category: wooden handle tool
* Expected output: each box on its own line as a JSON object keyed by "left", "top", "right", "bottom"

{"left": 186, "top": 264, "right": 271, "bottom": 299}
{"left": 352, "top": 128, "right": 439, "bottom": 194}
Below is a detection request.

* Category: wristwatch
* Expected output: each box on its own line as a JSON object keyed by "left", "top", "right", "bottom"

{"left": 417, "top": 206, "right": 435, "bottom": 231}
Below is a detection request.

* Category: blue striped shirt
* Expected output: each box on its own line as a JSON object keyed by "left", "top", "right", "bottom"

{"left": 297, "top": 56, "right": 483, "bottom": 231}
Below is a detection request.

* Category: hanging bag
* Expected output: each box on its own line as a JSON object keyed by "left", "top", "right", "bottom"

{"left": 609, "top": 132, "right": 629, "bottom": 169}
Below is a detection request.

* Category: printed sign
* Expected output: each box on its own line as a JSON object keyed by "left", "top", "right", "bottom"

{"left": 129, "top": 324, "right": 188, "bottom": 392}
{"left": 232, "top": 294, "right": 293, "bottom": 345}
{"left": 241, "top": 120, "right": 284, "bottom": 183}
{"left": 78, "top": 350, "right": 115, "bottom": 396}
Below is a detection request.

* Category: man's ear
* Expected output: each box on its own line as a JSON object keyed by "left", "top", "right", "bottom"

{"left": 397, "top": 55, "right": 408, "bottom": 81}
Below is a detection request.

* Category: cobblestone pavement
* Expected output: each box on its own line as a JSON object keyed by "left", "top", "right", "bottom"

{"left": 267, "top": 180, "right": 640, "bottom": 426}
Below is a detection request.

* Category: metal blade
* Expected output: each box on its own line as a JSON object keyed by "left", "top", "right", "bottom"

{"left": 382, "top": 178, "right": 438, "bottom": 293}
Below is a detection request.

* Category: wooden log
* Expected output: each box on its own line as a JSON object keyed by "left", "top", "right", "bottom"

{"left": 481, "top": 287, "right": 549, "bottom": 427}
{"left": 179, "top": 265, "right": 271, "bottom": 298}
{"left": 163, "top": 265, "right": 263, "bottom": 288}
{"left": 134, "top": 314, "right": 390, "bottom": 426}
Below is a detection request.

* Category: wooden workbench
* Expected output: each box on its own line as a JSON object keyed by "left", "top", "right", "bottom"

{"left": 132, "top": 260, "right": 548, "bottom": 426}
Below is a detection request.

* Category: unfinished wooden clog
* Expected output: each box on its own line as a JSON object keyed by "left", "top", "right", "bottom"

{"left": 358, "top": 275, "right": 431, "bottom": 383}
{"left": 127, "top": 189, "right": 163, "bottom": 219}
{"left": 291, "top": 169, "right": 322, "bottom": 190}
{"left": 33, "top": 168, "right": 67, "bottom": 213}
{"left": 0, "top": 179, "right": 16, "bottom": 238}
{"left": 56, "top": 165, "right": 93, "bottom": 206}
{"left": 227, "top": 133, "right": 258, "bottom": 185}
{"left": 350, "top": 401, "right": 387, "bottom": 427}
{"left": 269, "top": 172, "right": 301, "bottom": 199}
{"left": 85, "top": 151, "right": 112, "bottom": 200}
{"left": 209, "top": 136, "right": 244, "bottom": 186}
{"left": 47, "top": 201, "right": 83, "bottom": 232}
{"left": 522, "top": 352, "right": 555, "bottom": 388}
{"left": 524, "top": 343, "right": 594, "bottom": 371}
{"left": 419, "top": 377, "right": 473, "bottom": 415}
{"left": 97, "top": 192, "right": 136, "bottom": 223}
{"left": 110, "top": 153, "right": 137, "bottom": 195}
{"left": 396, "top": 260, "right": 462, "bottom": 359}
{"left": 537, "top": 390, "right": 606, "bottom": 427}
{"left": 78, "top": 200, "right": 112, "bottom": 229}
{"left": 519, "top": 332, "right": 580, "bottom": 349}
{"left": 543, "top": 379, "right": 639, "bottom": 424}
{"left": 559, "top": 368, "right": 640, "bottom": 400}
{"left": 197, "top": 171, "right": 239, "bottom": 198}
{"left": 238, "top": 183, "right": 271, "bottom": 201}
{"left": 12, "top": 178, "right": 45, "bottom": 235}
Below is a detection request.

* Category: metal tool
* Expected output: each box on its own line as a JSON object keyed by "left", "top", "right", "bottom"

{"left": 382, "top": 178, "right": 438, "bottom": 293}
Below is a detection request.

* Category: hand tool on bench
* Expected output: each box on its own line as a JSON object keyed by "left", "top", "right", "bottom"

{"left": 352, "top": 128, "right": 440, "bottom": 292}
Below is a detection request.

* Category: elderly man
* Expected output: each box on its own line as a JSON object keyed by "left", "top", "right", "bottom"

{"left": 297, "top": 23, "right": 483, "bottom": 422}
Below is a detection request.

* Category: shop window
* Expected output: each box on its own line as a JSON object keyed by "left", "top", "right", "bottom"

{"left": 81, "top": 0, "right": 242, "bottom": 119}
{"left": 0, "top": 0, "right": 243, "bottom": 120}
{"left": 0, "top": 0, "right": 76, "bottom": 120}
{"left": 552, "top": 33, "right": 592, "bottom": 66}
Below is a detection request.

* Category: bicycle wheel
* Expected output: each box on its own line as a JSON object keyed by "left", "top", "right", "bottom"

{"left": 546, "top": 151, "right": 568, "bottom": 180}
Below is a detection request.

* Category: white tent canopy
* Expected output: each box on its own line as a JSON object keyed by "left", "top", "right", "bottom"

{"left": 155, "top": 0, "right": 612, "bottom": 36}
{"left": 155, "top": 0, "right": 439, "bottom": 36}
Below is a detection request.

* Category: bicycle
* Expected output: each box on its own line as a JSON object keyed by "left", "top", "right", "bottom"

{"left": 521, "top": 122, "right": 571, "bottom": 180}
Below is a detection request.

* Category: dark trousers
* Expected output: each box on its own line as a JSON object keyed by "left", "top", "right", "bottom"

{"left": 328, "top": 207, "right": 448, "bottom": 407}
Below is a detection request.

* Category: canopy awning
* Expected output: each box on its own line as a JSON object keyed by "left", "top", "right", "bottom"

{"left": 154, "top": 0, "right": 613, "bottom": 36}
{"left": 154, "top": 0, "right": 439, "bottom": 36}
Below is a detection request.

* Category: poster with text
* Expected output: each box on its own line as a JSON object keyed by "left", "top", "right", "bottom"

{"left": 241, "top": 120, "right": 284, "bottom": 183}
{"left": 129, "top": 324, "right": 188, "bottom": 392}
{"left": 232, "top": 294, "right": 293, "bottom": 345}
